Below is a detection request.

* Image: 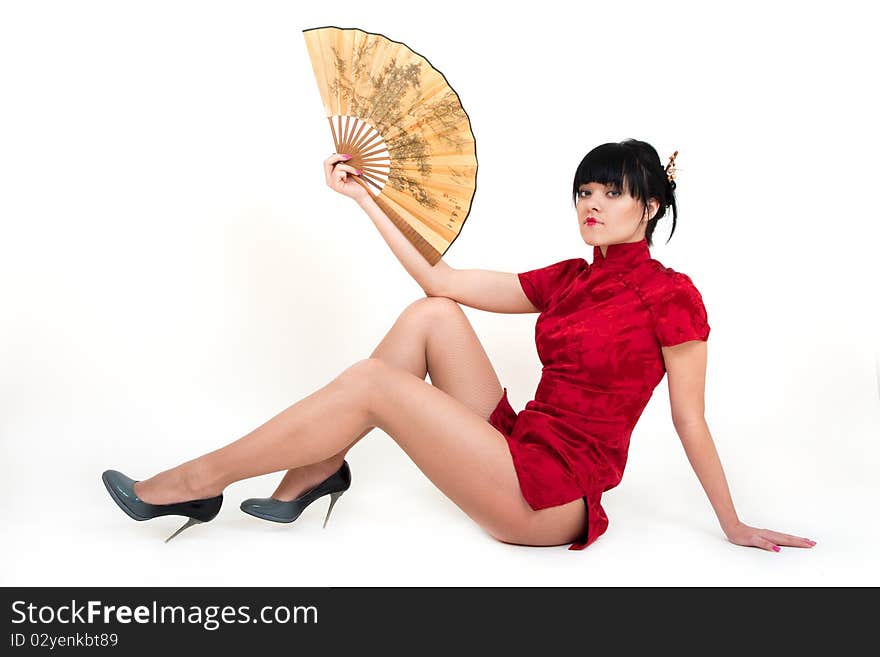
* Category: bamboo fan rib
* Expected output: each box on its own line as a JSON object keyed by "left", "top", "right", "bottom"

{"left": 303, "top": 26, "right": 477, "bottom": 265}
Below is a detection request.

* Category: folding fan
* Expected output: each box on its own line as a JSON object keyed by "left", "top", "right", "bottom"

{"left": 302, "top": 26, "right": 478, "bottom": 265}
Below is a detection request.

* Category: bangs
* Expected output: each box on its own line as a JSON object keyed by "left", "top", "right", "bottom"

{"left": 572, "top": 142, "right": 649, "bottom": 205}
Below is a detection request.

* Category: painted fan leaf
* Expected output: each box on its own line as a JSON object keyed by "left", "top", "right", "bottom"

{"left": 303, "top": 26, "right": 477, "bottom": 265}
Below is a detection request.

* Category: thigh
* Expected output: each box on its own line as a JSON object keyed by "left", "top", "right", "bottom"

{"left": 352, "top": 358, "right": 586, "bottom": 547}
{"left": 423, "top": 297, "right": 505, "bottom": 422}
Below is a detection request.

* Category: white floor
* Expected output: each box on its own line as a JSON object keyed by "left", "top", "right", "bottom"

{"left": 2, "top": 422, "right": 875, "bottom": 587}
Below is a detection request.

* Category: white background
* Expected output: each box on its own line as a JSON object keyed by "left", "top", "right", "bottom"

{"left": 1, "top": 0, "right": 877, "bottom": 586}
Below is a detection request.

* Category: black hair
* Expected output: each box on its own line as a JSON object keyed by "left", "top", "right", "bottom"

{"left": 571, "top": 139, "right": 677, "bottom": 247}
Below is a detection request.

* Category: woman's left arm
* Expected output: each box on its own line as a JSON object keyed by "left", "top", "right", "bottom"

{"left": 662, "top": 341, "right": 817, "bottom": 552}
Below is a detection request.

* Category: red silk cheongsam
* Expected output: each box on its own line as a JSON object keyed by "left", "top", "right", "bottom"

{"left": 488, "top": 237, "right": 711, "bottom": 550}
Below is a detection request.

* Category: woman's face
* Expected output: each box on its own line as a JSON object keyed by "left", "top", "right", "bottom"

{"left": 576, "top": 181, "right": 658, "bottom": 250}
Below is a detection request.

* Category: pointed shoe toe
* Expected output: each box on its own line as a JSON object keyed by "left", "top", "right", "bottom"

{"left": 101, "top": 469, "right": 224, "bottom": 542}
{"left": 240, "top": 459, "right": 352, "bottom": 527}
{"left": 102, "top": 469, "right": 153, "bottom": 521}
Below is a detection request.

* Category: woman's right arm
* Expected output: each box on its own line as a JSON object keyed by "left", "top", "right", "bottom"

{"left": 358, "top": 194, "right": 537, "bottom": 314}
{"left": 325, "top": 153, "right": 537, "bottom": 314}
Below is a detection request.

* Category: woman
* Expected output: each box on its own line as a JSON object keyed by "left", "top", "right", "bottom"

{"left": 102, "top": 139, "right": 817, "bottom": 552}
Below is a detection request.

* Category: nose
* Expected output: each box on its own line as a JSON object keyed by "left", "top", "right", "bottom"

{"left": 577, "top": 189, "right": 602, "bottom": 216}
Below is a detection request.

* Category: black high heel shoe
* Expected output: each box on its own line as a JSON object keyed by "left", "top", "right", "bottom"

{"left": 101, "top": 470, "right": 223, "bottom": 543}
{"left": 240, "top": 460, "right": 351, "bottom": 527}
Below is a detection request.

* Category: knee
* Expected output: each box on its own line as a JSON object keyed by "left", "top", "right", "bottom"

{"left": 339, "top": 357, "right": 387, "bottom": 388}
{"left": 401, "top": 296, "right": 464, "bottom": 326}
{"left": 337, "top": 358, "right": 388, "bottom": 420}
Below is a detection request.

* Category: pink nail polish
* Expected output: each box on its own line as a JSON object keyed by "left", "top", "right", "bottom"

{"left": 342, "top": 154, "right": 352, "bottom": 160}
{"left": 772, "top": 545, "right": 781, "bottom": 552}
{"left": 356, "top": 169, "right": 362, "bottom": 175}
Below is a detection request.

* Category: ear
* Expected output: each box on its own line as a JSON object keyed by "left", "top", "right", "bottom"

{"left": 646, "top": 197, "right": 660, "bottom": 222}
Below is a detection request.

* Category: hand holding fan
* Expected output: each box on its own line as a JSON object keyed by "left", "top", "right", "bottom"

{"left": 303, "top": 26, "right": 478, "bottom": 265}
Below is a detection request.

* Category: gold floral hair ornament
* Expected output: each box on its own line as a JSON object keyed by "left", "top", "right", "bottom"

{"left": 665, "top": 150, "right": 678, "bottom": 184}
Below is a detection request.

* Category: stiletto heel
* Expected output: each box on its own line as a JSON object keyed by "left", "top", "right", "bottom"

{"left": 164, "top": 518, "right": 203, "bottom": 543}
{"left": 241, "top": 460, "right": 352, "bottom": 525}
{"left": 322, "top": 490, "right": 344, "bottom": 529}
{"left": 101, "top": 470, "right": 223, "bottom": 542}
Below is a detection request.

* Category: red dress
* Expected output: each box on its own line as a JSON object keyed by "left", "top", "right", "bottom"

{"left": 488, "top": 237, "right": 711, "bottom": 550}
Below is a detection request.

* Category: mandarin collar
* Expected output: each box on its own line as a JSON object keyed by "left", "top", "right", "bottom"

{"left": 591, "top": 237, "right": 651, "bottom": 271}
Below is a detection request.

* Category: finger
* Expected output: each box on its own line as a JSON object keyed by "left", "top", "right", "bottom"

{"left": 324, "top": 153, "right": 352, "bottom": 172}
{"left": 762, "top": 530, "right": 816, "bottom": 548}
{"left": 327, "top": 166, "right": 344, "bottom": 187}
{"left": 324, "top": 153, "right": 353, "bottom": 179}
{"left": 324, "top": 153, "right": 352, "bottom": 166}
{"left": 334, "top": 168, "right": 357, "bottom": 188}
{"left": 754, "top": 536, "right": 781, "bottom": 552}
{"left": 779, "top": 535, "right": 816, "bottom": 547}
{"left": 333, "top": 163, "right": 361, "bottom": 176}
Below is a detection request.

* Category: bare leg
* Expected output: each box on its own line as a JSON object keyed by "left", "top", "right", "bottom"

{"left": 133, "top": 366, "right": 371, "bottom": 504}
{"left": 131, "top": 298, "right": 586, "bottom": 546}
{"left": 134, "top": 359, "right": 584, "bottom": 547}
{"left": 268, "top": 296, "right": 504, "bottom": 501}
{"left": 133, "top": 297, "right": 501, "bottom": 504}
{"left": 266, "top": 429, "right": 367, "bottom": 502}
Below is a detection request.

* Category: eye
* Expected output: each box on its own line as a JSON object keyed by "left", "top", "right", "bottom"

{"left": 608, "top": 190, "right": 620, "bottom": 197}
{"left": 577, "top": 189, "right": 590, "bottom": 198}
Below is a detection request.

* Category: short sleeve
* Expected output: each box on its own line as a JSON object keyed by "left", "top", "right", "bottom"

{"left": 653, "top": 272, "right": 711, "bottom": 347}
{"left": 517, "top": 258, "right": 585, "bottom": 312}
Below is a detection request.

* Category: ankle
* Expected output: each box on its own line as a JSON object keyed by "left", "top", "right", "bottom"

{"left": 273, "top": 460, "right": 339, "bottom": 501}
{"left": 181, "top": 459, "right": 224, "bottom": 499}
